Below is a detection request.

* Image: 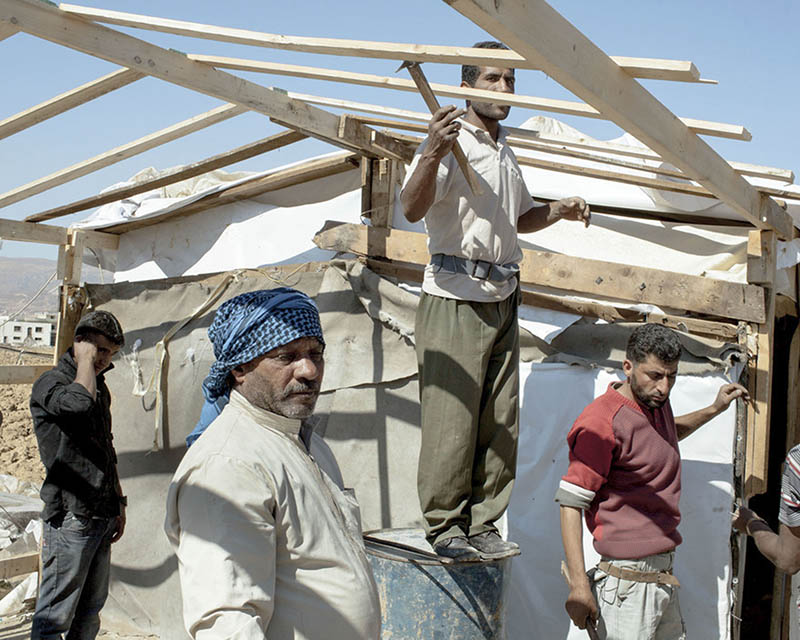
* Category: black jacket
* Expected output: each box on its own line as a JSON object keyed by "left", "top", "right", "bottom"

{"left": 30, "top": 350, "right": 121, "bottom": 521}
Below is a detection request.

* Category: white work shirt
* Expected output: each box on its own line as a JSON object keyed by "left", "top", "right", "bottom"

{"left": 402, "top": 120, "right": 535, "bottom": 302}
{"left": 164, "top": 391, "right": 381, "bottom": 640}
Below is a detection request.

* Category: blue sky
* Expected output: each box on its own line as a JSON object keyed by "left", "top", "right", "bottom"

{"left": 1, "top": 0, "right": 797, "bottom": 260}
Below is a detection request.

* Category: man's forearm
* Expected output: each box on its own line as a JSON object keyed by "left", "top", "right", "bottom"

{"left": 400, "top": 154, "right": 441, "bottom": 223}
{"left": 676, "top": 404, "right": 721, "bottom": 440}
{"left": 561, "top": 506, "right": 590, "bottom": 590}
{"left": 748, "top": 519, "right": 800, "bottom": 574}
{"left": 518, "top": 202, "right": 558, "bottom": 234}
{"left": 74, "top": 360, "right": 97, "bottom": 399}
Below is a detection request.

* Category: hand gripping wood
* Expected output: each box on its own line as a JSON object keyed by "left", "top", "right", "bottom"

{"left": 398, "top": 60, "right": 482, "bottom": 196}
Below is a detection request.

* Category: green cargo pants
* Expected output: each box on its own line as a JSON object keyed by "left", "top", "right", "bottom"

{"left": 415, "top": 288, "right": 520, "bottom": 545}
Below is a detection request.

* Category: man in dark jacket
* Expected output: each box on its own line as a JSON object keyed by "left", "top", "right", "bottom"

{"left": 30, "top": 311, "right": 126, "bottom": 640}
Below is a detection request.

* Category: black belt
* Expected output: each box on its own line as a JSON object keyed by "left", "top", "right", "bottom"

{"left": 431, "top": 254, "right": 519, "bottom": 283}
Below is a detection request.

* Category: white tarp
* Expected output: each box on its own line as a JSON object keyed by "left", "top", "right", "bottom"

{"left": 73, "top": 117, "right": 800, "bottom": 299}
{"left": 508, "top": 363, "right": 736, "bottom": 639}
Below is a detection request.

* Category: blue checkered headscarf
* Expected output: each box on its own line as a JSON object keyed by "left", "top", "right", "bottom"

{"left": 186, "top": 288, "right": 324, "bottom": 446}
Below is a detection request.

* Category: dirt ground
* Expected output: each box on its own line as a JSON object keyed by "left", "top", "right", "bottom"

{"left": 0, "top": 349, "right": 160, "bottom": 639}
{"left": 0, "top": 347, "right": 49, "bottom": 485}
{"left": 0, "top": 617, "right": 158, "bottom": 640}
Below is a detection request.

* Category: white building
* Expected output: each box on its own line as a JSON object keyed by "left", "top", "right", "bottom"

{"left": 0, "top": 315, "right": 55, "bottom": 347}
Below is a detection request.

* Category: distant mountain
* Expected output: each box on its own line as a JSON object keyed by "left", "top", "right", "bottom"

{"left": 0, "top": 257, "right": 108, "bottom": 315}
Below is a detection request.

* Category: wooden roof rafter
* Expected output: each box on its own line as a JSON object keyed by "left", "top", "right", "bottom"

{"left": 24, "top": 129, "right": 308, "bottom": 223}
{"left": 375, "top": 128, "right": 800, "bottom": 204}
{"left": 442, "top": 0, "right": 793, "bottom": 239}
{"left": 277, "top": 92, "right": 794, "bottom": 182}
{"left": 0, "top": 68, "right": 144, "bottom": 141}
{"left": 0, "top": 0, "right": 413, "bottom": 177}
{"left": 0, "top": 102, "right": 248, "bottom": 209}
{"left": 186, "top": 54, "right": 748, "bottom": 141}
{"left": 59, "top": 3, "right": 710, "bottom": 84}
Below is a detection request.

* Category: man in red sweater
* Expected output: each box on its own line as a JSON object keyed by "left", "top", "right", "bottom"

{"left": 557, "top": 323, "right": 747, "bottom": 639}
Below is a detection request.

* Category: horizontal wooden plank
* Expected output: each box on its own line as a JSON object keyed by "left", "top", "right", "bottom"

{"left": 514, "top": 155, "right": 714, "bottom": 198}
{"left": 363, "top": 257, "right": 738, "bottom": 340}
{"left": 0, "top": 68, "right": 143, "bottom": 141}
{"left": 0, "top": 103, "right": 246, "bottom": 210}
{"left": 25, "top": 129, "right": 307, "bottom": 222}
{"left": 287, "top": 94, "right": 794, "bottom": 182}
{"left": 610, "top": 57, "right": 700, "bottom": 82}
{"left": 60, "top": 4, "right": 706, "bottom": 82}
{"left": 0, "top": 217, "right": 118, "bottom": 250}
{"left": 314, "top": 222, "right": 766, "bottom": 322}
{"left": 356, "top": 125, "right": 724, "bottom": 200}
{"left": 79, "top": 227, "right": 120, "bottom": 250}
{"left": 0, "top": 364, "right": 51, "bottom": 385}
{"left": 190, "top": 54, "right": 749, "bottom": 140}
{"left": 0, "top": 217, "right": 68, "bottom": 244}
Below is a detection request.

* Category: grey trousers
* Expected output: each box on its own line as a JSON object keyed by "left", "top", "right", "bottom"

{"left": 415, "top": 289, "right": 520, "bottom": 545}
{"left": 592, "top": 552, "right": 686, "bottom": 640}
{"left": 31, "top": 512, "right": 116, "bottom": 640}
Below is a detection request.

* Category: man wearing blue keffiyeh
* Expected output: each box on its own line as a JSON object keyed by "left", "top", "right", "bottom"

{"left": 186, "top": 287, "right": 326, "bottom": 446}
{"left": 165, "top": 287, "right": 381, "bottom": 639}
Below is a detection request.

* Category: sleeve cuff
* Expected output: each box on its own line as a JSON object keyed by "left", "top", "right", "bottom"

{"left": 554, "top": 480, "right": 595, "bottom": 509}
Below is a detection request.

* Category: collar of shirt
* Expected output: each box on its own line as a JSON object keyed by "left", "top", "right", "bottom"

{"left": 228, "top": 389, "right": 312, "bottom": 449}
{"left": 459, "top": 118, "right": 508, "bottom": 150}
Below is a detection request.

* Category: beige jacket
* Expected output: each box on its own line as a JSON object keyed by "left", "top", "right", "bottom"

{"left": 164, "top": 391, "right": 381, "bottom": 639}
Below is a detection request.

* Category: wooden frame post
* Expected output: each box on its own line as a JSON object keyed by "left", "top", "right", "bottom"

{"left": 53, "top": 230, "right": 87, "bottom": 361}
{"left": 744, "top": 230, "right": 777, "bottom": 498}
{"left": 361, "top": 157, "right": 403, "bottom": 258}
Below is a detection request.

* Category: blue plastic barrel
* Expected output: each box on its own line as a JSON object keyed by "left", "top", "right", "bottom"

{"left": 365, "top": 528, "right": 516, "bottom": 639}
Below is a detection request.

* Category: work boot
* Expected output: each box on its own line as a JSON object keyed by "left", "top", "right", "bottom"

{"left": 469, "top": 531, "right": 520, "bottom": 560}
{"left": 432, "top": 536, "right": 482, "bottom": 562}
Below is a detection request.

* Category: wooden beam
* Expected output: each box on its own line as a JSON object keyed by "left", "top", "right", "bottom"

{"left": 368, "top": 125, "right": 743, "bottom": 201}
{"left": 744, "top": 230, "right": 777, "bottom": 498}
{"left": 100, "top": 153, "right": 360, "bottom": 234}
{"left": 315, "top": 222, "right": 766, "bottom": 322}
{"left": 747, "top": 229, "right": 778, "bottom": 285}
{"left": 442, "top": 0, "right": 794, "bottom": 239}
{"left": 0, "top": 551, "right": 39, "bottom": 579}
{"left": 286, "top": 94, "right": 794, "bottom": 182}
{"left": 59, "top": 4, "right": 708, "bottom": 82}
{"left": 188, "top": 54, "right": 748, "bottom": 141}
{"left": 0, "top": 103, "right": 246, "bottom": 210}
{"left": 0, "top": 68, "right": 143, "bottom": 141}
{"left": 363, "top": 157, "right": 403, "bottom": 231}
{"left": 0, "top": 1, "right": 407, "bottom": 164}
{"left": 0, "top": 20, "right": 17, "bottom": 40}
{"left": 0, "top": 217, "right": 118, "bottom": 249}
{"left": 610, "top": 56, "right": 700, "bottom": 82}
{"left": 25, "top": 129, "right": 307, "bottom": 222}
{"left": 0, "top": 364, "right": 51, "bottom": 385}
{"left": 362, "top": 256, "right": 737, "bottom": 340}
{"left": 0, "top": 217, "right": 67, "bottom": 244}
{"left": 787, "top": 322, "right": 800, "bottom": 449}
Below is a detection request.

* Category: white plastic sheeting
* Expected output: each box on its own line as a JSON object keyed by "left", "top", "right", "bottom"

{"left": 74, "top": 117, "right": 800, "bottom": 300}
{"left": 508, "top": 363, "right": 736, "bottom": 639}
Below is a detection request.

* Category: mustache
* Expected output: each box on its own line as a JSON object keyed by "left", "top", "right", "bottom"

{"left": 282, "top": 380, "right": 320, "bottom": 396}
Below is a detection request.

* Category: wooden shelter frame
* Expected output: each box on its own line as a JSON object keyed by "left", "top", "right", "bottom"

{"left": 0, "top": 1, "right": 798, "bottom": 634}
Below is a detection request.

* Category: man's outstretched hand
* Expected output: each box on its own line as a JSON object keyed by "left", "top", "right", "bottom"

{"left": 553, "top": 196, "right": 591, "bottom": 227}
{"left": 712, "top": 383, "right": 749, "bottom": 413}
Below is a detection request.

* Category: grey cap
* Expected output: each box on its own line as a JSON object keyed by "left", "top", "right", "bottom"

{"left": 74, "top": 310, "right": 124, "bottom": 346}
